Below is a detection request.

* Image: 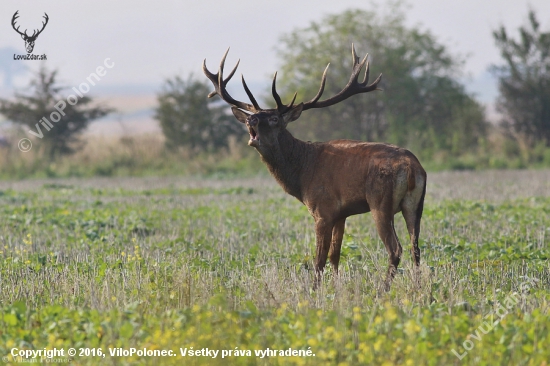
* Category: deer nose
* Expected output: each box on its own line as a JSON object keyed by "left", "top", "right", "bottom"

{"left": 247, "top": 117, "right": 258, "bottom": 127}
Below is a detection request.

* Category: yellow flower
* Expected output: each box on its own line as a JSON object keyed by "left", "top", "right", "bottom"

{"left": 404, "top": 320, "right": 421, "bottom": 336}
{"left": 384, "top": 307, "right": 397, "bottom": 322}
{"left": 373, "top": 338, "right": 385, "bottom": 351}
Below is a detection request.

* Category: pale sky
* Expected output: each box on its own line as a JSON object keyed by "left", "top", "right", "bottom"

{"left": 1, "top": 0, "right": 550, "bottom": 104}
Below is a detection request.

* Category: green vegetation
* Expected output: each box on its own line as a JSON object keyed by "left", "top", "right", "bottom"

{"left": 0, "top": 173, "right": 549, "bottom": 365}
{"left": 155, "top": 74, "right": 241, "bottom": 151}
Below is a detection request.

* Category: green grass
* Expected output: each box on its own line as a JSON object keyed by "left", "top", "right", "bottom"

{"left": 0, "top": 173, "right": 549, "bottom": 365}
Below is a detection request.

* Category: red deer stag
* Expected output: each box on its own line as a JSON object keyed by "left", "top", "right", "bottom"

{"left": 203, "top": 46, "right": 427, "bottom": 290}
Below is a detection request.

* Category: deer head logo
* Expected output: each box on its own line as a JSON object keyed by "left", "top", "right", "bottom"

{"left": 11, "top": 11, "right": 49, "bottom": 54}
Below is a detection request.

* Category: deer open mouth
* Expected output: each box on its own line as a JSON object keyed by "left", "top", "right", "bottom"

{"left": 248, "top": 126, "right": 260, "bottom": 146}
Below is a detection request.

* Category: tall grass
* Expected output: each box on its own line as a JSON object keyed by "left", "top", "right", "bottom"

{"left": 2, "top": 130, "right": 550, "bottom": 180}
{"left": 0, "top": 134, "right": 266, "bottom": 179}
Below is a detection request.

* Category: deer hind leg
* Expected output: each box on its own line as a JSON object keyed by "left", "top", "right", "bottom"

{"left": 401, "top": 180, "right": 426, "bottom": 287}
{"left": 329, "top": 218, "right": 346, "bottom": 275}
{"left": 371, "top": 209, "right": 403, "bottom": 291}
{"left": 313, "top": 218, "right": 334, "bottom": 289}
{"left": 402, "top": 202, "right": 421, "bottom": 267}
{"left": 402, "top": 181, "right": 426, "bottom": 267}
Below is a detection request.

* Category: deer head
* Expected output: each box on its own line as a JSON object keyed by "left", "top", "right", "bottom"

{"left": 202, "top": 45, "right": 382, "bottom": 152}
{"left": 12, "top": 11, "right": 49, "bottom": 54}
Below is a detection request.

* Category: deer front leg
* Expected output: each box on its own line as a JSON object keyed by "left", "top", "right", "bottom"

{"left": 329, "top": 218, "right": 346, "bottom": 275}
{"left": 313, "top": 218, "right": 334, "bottom": 289}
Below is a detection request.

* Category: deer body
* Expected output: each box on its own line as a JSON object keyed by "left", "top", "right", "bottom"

{"left": 204, "top": 46, "right": 427, "bottom": 289}
{"left": 254, "top": 129, "right": 426, "bottom": 283}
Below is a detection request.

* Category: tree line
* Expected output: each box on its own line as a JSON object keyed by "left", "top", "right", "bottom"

{"left": 1, "top": 6, "right": 549, "bottom": 166}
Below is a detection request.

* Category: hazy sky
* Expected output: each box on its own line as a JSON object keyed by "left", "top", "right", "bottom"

{"left": 1, "top": 0, "right": 550, "bottom": 104}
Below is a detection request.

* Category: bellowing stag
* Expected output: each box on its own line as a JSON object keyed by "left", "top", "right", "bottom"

{"left": 203, "top": 46, "right": 427, "bottom": 290}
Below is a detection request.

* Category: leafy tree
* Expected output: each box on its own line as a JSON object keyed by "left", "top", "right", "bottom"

{"left": 272, "top": 3, "right": 487, "bottom": 157}
{"left": 492, "top": 10, "right": 550, "bottom": 146}
{"left": 155, "top": 74, "right": 242, "bottom": 151}
{"left": 0, "top": 67, "right": 112, "bottom": 158}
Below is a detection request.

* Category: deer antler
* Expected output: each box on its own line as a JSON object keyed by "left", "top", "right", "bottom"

{"left": 269, "top": 44, "right": 381, "bottom": 113}
{"left": 11, "top": 11, "right": 26, "bottom": 37}
{"left": 271, "top": 72, "right": 297, "bottom": 114}
{"left": 11, "top": 11, "right": 49, "bottom": 40}
{"left": 203, "top": 48, "right": 262, "bottom": 113}
{"left": 205, "top": 45, "right": 381, "bottom": 115}
{"left": 30, "top": 13, "right": 49, "bottom": 39}
{"left": 301, "top": 44, "right": 382, "bottom": 111}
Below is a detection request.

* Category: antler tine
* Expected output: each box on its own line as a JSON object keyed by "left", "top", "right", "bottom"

{"left": 360, "top": 54, "right": 383, "bottom": 89}
{"left": 351, "top": 43, "right": 360, "bottom": 67}
{"left": 272, "top": 71, "right": 300, "bottom": 113}
{"left": 305, "top": 63, "right": 330, "bottom": 106}
{"left": 271, "top": 72, "right": 284, "bottom": 111}
{"left": 224, "top": 59, "right": 239, "bottom": 85}
{"left": 362, "top": 59, "right": 370, "bottom": 85}
{"left": 216, "top": 47, "right": 231, "bottom": 87}
{"left": 350, "top": 52, "right": 368, "bottom": 83}
{"left": 202, "top": 48, "right": 259, "bottom": 113}
{"left": 370, "top": 73, "right": 383, "bottom": 89}
{"left": 11, "top": 11, "right": 25, "bottom": 36}
{"left": 241, "top": 75, "right": 262, "bottom": 110}
{"left": 287, "top": 92, "right": 297, "bottom": 108}
{"left": 35, "top": 13, "right": 49, "bottom": 36}
{"left": 302, "top": 45, "right": 382, "bottom": 111}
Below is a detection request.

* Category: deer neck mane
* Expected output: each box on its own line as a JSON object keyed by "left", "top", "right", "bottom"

{"left": 257, "top": 129, "right": 312, "bottom": 201}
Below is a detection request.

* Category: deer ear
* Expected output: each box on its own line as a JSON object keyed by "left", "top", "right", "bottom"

{"left": 282, "top": 103, "right": 303, "bottom": 126}
{"left": 21, "top": 34, "right": 26, "bottom": 40}
{"left": 231, "top": 107, "right": 249, "bottom": 124}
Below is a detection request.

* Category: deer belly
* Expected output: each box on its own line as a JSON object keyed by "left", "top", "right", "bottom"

{"left": 340, "top": 200, "right": 370, "bottom": 217}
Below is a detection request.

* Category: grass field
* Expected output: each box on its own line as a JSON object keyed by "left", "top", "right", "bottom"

{"left": 0, "top": 170, "right": 549, "bottom": 365}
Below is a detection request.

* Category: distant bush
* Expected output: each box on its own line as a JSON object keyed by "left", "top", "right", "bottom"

{"left": 155, "top": 74, "right": 243, "bottom": 152}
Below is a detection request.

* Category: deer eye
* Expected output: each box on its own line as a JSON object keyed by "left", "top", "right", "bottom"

{"left": 268, "top": 116, "right": 279, "bottom": 125}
